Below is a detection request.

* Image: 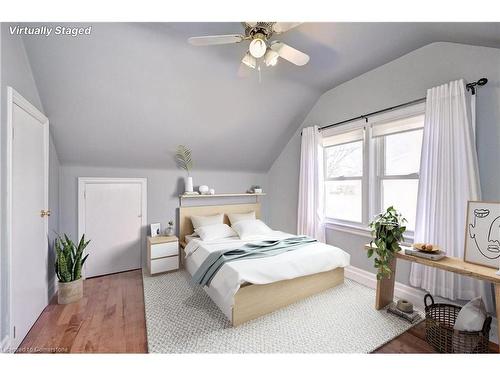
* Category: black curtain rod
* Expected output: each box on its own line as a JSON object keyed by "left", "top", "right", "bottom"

{"left": 302, "top": 78, "right": 488, "bottom": 135}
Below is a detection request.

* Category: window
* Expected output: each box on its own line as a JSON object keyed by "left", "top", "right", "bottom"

{"left": 323, "top": 105, "right": 425, "bottom": 236}
{"left": 378, "top": 128, "right": 423, "bottom": 231}
{"left": 324, "top": 140, "right": 363, "bottom": 222}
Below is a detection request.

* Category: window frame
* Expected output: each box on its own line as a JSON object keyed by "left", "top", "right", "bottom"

{"left": 323, "top": 102, "right": 425, "bottom": 240}
{"left": 323, "top": 127, "right": 367, "bottom": 227}
{"left": 373, "top": 128, "right": 423, "bottom": 236}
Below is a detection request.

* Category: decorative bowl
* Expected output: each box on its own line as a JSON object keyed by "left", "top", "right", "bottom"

{"left": 413, "top": 243, "right": 440, "bottom": 253}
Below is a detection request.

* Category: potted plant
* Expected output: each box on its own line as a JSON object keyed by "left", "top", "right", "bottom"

{"left": 55, "top": 234, "right": 90, "bottom": 304}
{"left": 367, "top": 206, "right": 406, "bottom": 280}
{"left": 248, "top": 185, "right": 262, "bottom": 194}
{"left": 176, "top": 145, "right": 194, "bottom": 193}
{"left": 166, "top": 220, "right": 174, "bottom": 236}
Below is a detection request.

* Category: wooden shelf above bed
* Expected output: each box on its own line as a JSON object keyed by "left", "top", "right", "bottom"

{"left": 179, "top": 192, "right": 266, "bottom": 199}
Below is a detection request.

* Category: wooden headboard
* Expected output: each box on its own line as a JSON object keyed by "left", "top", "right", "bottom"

{"left": 179, "top": 203, "right": 261, "bottom": 243}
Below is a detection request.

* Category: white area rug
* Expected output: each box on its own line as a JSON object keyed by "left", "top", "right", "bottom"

{"left": 142, "top": 270, "right": 422, "bottom": 353}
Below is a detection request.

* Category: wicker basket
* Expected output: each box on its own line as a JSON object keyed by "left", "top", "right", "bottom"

{"left": 424, "top": 294, "right": 492, "bottom": 353}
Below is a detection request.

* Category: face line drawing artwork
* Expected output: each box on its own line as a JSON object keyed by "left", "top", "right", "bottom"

{"left": 469, "top": 208, "right": 500, "bottom": 260}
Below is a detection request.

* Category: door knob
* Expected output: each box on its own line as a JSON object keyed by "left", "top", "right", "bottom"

{"left": 40, "top": 210, "right": 51, "bottom": 217}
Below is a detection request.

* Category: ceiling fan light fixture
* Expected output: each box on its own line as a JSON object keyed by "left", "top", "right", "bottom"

{"left": 264, "top": 48, "right": 279, "bottom": 67}
{"left": 242, "top": 52, "right": 256, "bottom": 69}
{"left": 249, "top": 36, "right": 267, "bottom": 58}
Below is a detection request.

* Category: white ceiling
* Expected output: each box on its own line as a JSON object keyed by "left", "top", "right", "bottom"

{"left": 21, "top": 22, "right": 500, "bottom": 171}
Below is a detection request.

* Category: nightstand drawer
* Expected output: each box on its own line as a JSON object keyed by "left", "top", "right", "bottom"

{"left": 151, "top": 241, "right": 178, "bottom": 259}
{"left": 151, "top": 256, "right": 179, "bottom": 274}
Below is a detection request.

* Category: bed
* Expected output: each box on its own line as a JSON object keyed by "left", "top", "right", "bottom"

{"left": 179, "top": 203, "right": 350, "bottom": 326}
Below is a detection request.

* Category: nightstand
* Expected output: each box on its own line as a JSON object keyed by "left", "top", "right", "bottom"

{"left": 147, "top": 235, "right": 179, "bottom": 275}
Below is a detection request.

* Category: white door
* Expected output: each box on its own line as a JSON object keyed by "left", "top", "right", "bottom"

{"left": 9, "top": 88, "right": 49, "bottom": 349}
{"left": 79, "top": 179, "right": 146, "bottom": 278}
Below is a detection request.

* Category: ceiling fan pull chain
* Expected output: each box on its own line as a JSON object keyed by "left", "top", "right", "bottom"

{"left": 258, "top": 64, "right": 261, "bottom": 83}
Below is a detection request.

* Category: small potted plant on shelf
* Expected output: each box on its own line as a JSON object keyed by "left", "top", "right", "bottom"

{"left": 166, "top": 220, "right": 175, "bottom": 236}
{"left": 55, "top": 234, "right": 90, "bottom": 304}
{"left": 367, "top": 206, "right": 406, "bottom": 280}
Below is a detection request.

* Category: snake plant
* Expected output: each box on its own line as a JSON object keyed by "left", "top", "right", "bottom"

{"left": 54, "top": 234, "right": 90, "bottom": 282}
{"left": 367, "top": 206, "right": 406, "bottom": 280}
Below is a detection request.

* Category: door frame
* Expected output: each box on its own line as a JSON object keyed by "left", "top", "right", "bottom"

{"left": 6, "top": 87, "right": 49, "bottom": 349}
{"left": 77, "top": 177, "right": 148, "bottom": 277}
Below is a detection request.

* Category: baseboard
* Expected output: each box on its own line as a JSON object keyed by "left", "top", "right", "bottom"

{"left": 345, "top": 265, "right": 498, "bottom": 344}
{"left": 1, "top": 335, "right": 11, "bottom": 353}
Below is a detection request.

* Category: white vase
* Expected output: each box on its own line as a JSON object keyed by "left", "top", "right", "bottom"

{"left": 185, "top": 176, "right": 193, "bottom": 193}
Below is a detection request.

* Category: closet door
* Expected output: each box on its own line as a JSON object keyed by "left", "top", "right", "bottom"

{"left": 79, "top": 179, "right": 146, "bottom": 278}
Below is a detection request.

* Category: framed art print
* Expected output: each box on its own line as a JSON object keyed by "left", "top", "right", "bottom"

{"left": 464, "top": 201, "right": 500, "bottom": 269}
{"left": 150, "top": 223, "right": 161, "bottom": 238}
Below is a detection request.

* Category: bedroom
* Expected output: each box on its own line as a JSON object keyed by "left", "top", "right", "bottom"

{"left": 1, "top": 0, "right": 500, "bottom": 372}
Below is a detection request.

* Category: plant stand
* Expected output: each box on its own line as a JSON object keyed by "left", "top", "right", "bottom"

{"left": 375, "top": 257, "right": 397, "bottom": 310}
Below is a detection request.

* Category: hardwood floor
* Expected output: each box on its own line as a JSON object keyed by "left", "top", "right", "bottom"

{"left": 18, "top": 270, "right": 147, "bottom": 353}
{"left": 18, "top": 270, "right": 498, "bottom": 354}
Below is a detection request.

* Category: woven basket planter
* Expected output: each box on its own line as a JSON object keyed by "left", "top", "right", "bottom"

{"left": 424, "top": 294, "right": 491, "bottom": 353}
{"left": 58, "top": 278, "right": 83, "bottom": 304}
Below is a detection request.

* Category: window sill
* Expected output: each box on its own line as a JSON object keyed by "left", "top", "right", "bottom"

{"left": 324, "top": 220, "right": 414, "bottom": 244}
{"left": 324, "top": 221, "right": 372, "bottom": 238}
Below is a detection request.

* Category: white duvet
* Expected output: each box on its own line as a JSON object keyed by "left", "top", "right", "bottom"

{"left": 184, "top": 231, "right": 350, "bottom": 319}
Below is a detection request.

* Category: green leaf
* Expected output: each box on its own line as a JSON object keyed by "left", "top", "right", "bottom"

{"left": 54, "top": 233, "right": 91, "bottom": 282}
{"left": 367, "top": 206, "right": 406, "bottom": 284}
{"left": 175, "top": 145, "right": 193, "bottom": 173}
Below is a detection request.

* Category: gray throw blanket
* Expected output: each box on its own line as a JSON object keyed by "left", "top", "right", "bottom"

{"left": 192, "top": 236, "right": 317, "bottom": 287}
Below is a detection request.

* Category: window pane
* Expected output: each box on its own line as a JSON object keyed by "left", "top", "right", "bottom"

{"left": 381, "top": 179, "right": 419, "bottom": 231}
{"left": 325, "top": 141, "right": 363, "bottom": 178}
{"left": 325, "top": 180, "right": 362, "bottom": 222}
{"left": 385, "top": 129, "right": 423, "bottom": 175}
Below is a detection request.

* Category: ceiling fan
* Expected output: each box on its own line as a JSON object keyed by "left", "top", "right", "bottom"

{"left": 188, "top": 22, "right": 309, "bottom": 73}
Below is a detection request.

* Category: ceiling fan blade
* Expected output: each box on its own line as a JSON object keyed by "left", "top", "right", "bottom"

{"left": 270, "top": 42, "right": 309, "bottom": 66}
{"left": 272, "top": 22, "right": 302, "bottom": 34}
{"left": 237, "top": 63, "right": 253, "bottom": 78}
{"left": 238, "top": 52, "right": 255, "bottom": 78}
{"left": 188, "top": 34, "right": 244, "bottom": 46}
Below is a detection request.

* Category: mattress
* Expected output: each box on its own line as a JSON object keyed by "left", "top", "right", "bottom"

{"left": 183, "top": 231, "right": 350, "bottom": 321}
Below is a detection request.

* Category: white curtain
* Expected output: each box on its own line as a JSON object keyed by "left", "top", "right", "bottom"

{"left": 297, "top": 126, "right": 326, "bottom": 242}
{"left": 409, "top": 79, "right": 493, "bottom": 312}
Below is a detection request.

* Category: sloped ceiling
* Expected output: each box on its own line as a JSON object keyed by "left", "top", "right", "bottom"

{"left": 20, "top": 22, "right": 500, "bottom": 171}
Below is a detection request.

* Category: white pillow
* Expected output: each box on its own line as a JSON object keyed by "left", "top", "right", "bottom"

{"left": 227, "top": 211, "right": 256, "bottom": 225}
{"left": 190, "top": 213, "right": 223, "bottom": 229}
{"left": 232, "top": 219, "right": 272, "bottom": 240}
{"left": 454, "top": 296, "right": 487, "bottom": 332}
{"left": 194, "top": 224, "right": 237, "bottom": 241}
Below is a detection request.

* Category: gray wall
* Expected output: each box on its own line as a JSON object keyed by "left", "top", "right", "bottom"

{"left": 267, "top": 42, "right": 500, "bottom": 287}
{"left": 0, "top": 25, "right": 60, "bottom": 346}
{"left": 59, "top": 165, "right": 268, "bottom": 259}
